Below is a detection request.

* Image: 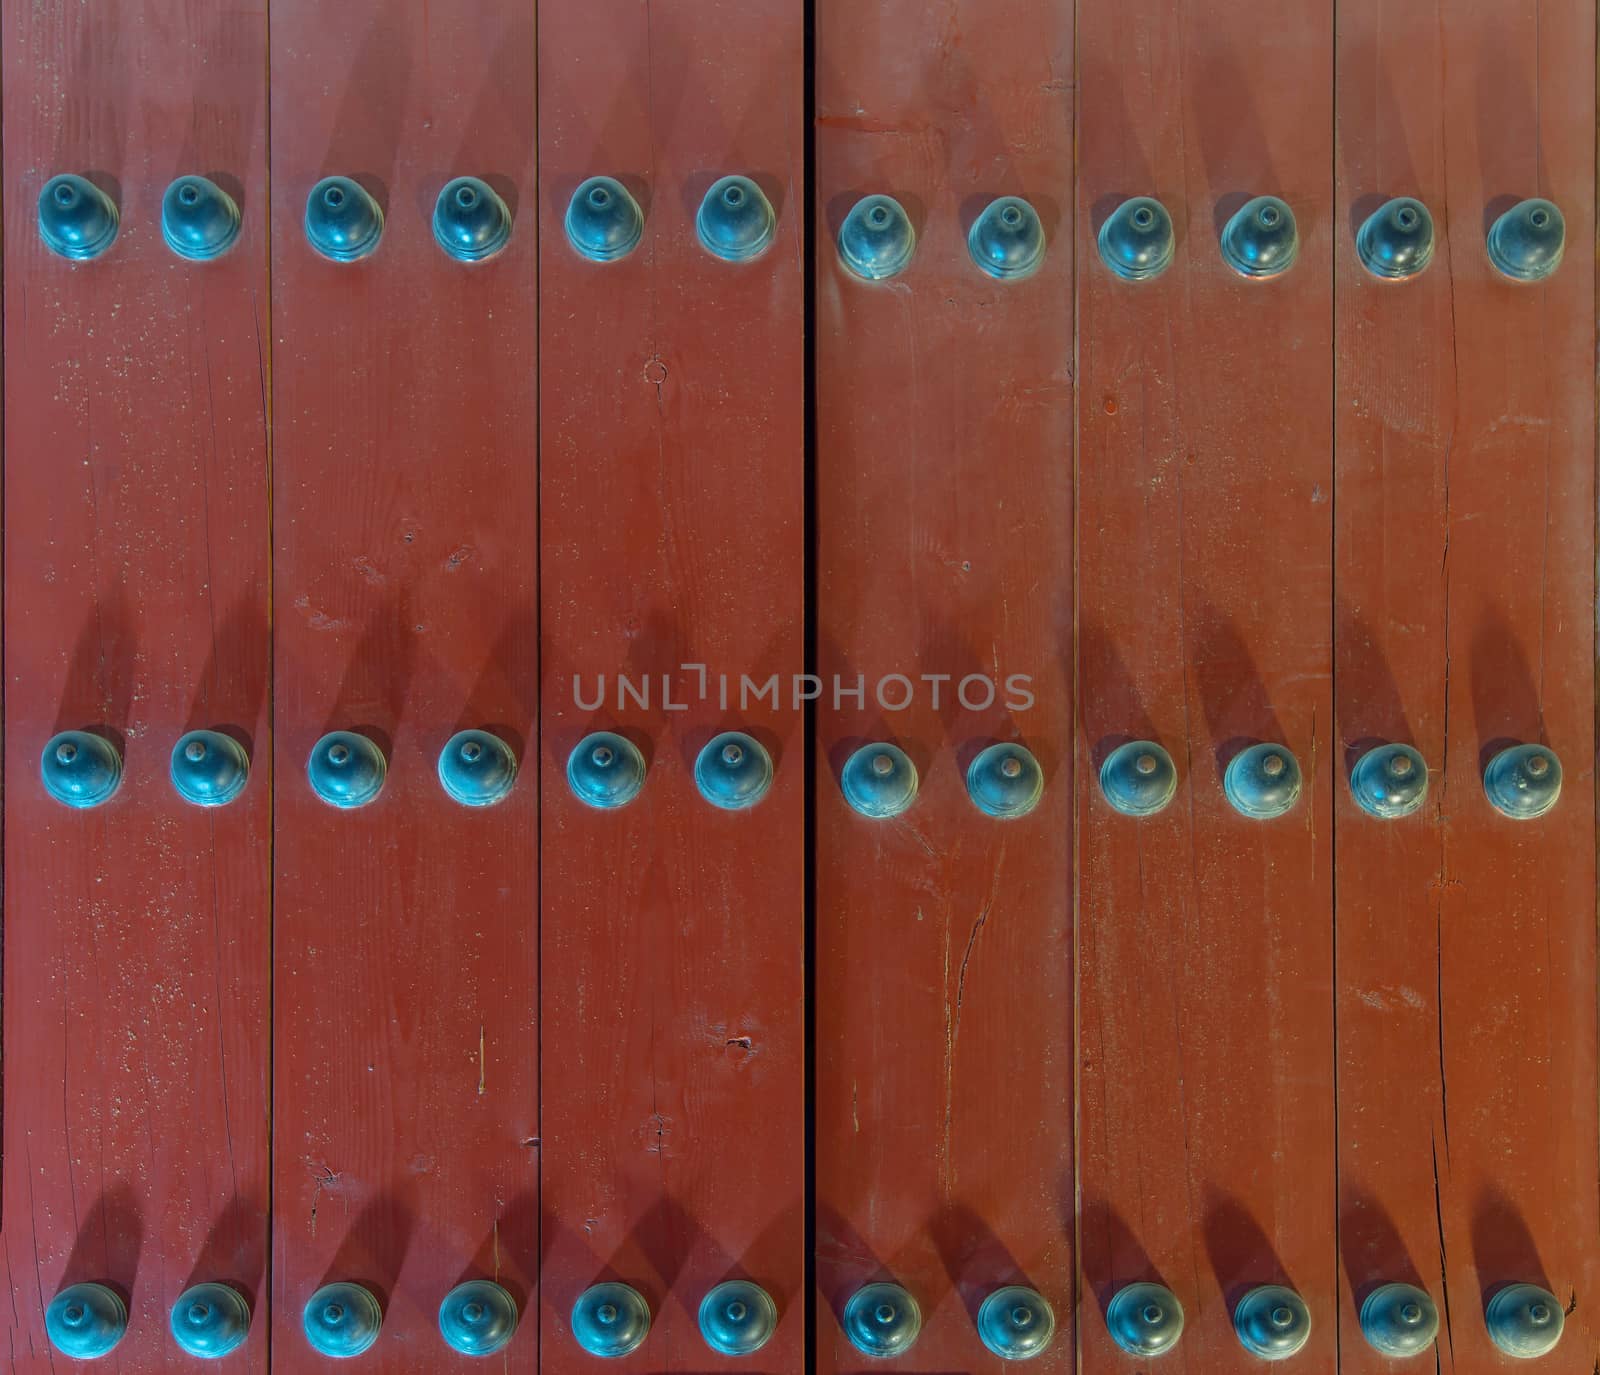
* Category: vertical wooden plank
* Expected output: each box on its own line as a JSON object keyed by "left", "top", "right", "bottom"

{"left": 269, "top": 4, "right": 539, "bottom": 1370}
{"left": 1330, "top": 5, "right": 1458, "bottom": 1373}
{"left": 812, "top": 5, "right": 1075, "bottom": 1371}
{"left": 1075, "top": 1, "right": 1337, "bottom": 1371}
{"left": 1430, "top": 1, "right": 1597, "bottom": 1368}
{"left": 536, "top": 2, "right": 806, "bottom": 1371}
{"left": 1, "top": 2, "right": 270, "bottom": 1368}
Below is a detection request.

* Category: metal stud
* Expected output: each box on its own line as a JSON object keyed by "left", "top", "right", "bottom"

{"left": 1356, "top": 197, "right": 1434, "bottom": 280}
{"left": 161, "top": 175, "right": 241, "bottom": 261}
{"left": 433, "top": 176, "right": 512, "bottom": 262}
{"left": 1359, "top": 1282, "right": 1438, "bottom": 1358}
{"left": 694, "top": 732, "right": 774, "bottom": 810}
{"left": 1349, "top": 742, "right": 1427, "bottom": 819}
{"left": 306, "top": 730, "right": 387, "bottom": 809}
{"left": 46, "top": 1282, "right": 127, "bottom": 1360}
{"left": 976, "top": 1286, "right": 1056, "bottom": 1361}
{"left": 968, "top": 196, "right": 1046, "bottom": 280}
{"left": 1233, "top": 1285, "right": 1311, "bottom": 1360}
{"left": 171, "top": 730, "right": 249, "bottom": 808}
{"left": 303, "top": 1282, "right": 382, "bottom": 1358}
{"left": 571, "top": 1282, "right": 650, "bottom": 1359}
{"left": 1483, "top": 743, "right": 1562, "bottom": 820}
{"left": 1486, "top": 1282, "right": 1564, "bottom": 1358}
{"left": 439, "top": 1279, "right": 518, "bottom": 1357}
{"left": 698, "top": 1279, "right": 778, "bottom": 1356}
{"left": 840, "top": 743, "right": 919, "bottom": 818}
{"left": 842, "top": 1282, "right": 921, "bottom": 1359}
{"left": 838, "top": 194, "right": 916, "bottom": 280}
{"left": 1099, "top": 741, "right": 1179, "bottom": 817}
{"left": 966, "top": 742, "right": 1045, "bottom": 819}
{"left": 1220, "top": 196, "right": 1298, "bottom": 278}
{"left": 437, "top": 729, "right": 517, "bottom": 808}
{"left": 1223, "top": 743, "right": 1302, "bottom": 820}
{"left": 564, "top": 176, "right": 644, "bottom": 262}
{"left": 1106, "top": 1282, "right": 1185, "bottom": 1358}
{"left": 1487, "top": 199, "right": 1565, "bottom": 282}
{"left": 696, "top": 175, "right": 776, "bottom": 262}
{"left": 170, "top": 1282, "right": 251, "bottom": 1359}
{"left": 41, "top": 730, "right": 123, "bottom": 808}
{"left": 1097, "top": 197, "right": 1176, "bottom": 281}
{"left": 566, "top": 732, "right": 647, "bottom": 809}
{"left": 305, "top": 176, "right": 384, "bottom": 262}
{"left": 38, "top": 174, "right": 119, "bottom": 261}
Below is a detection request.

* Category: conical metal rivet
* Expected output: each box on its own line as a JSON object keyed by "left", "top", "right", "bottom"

{"left": 698, "top": 1280, "right": 778, "bottom": 1356}
{"left": 305, "top": 176, "right": 384, "bottom": 262}
{"left": 1106, "top": 1282, "right": 1185, "bottom": 1357}
{"left": 38, "top": 175, "right": 119, "bottom": 260}
{"left": 565, "top": 176, "right": 645, "bottom": 262}
{"left": 842, "top": 1282, "right": 921, "bottom": 1359}
{"left": 433, "top": 176, "right": 512, "bottom": 262}
{"left": 968, "top": 196, "right": 1046, "bottom": 279}
{"left": 1098, "top": 197, "right": 1175, "bottom": 281}
{"left": 838, "top": 194, "right": 916, "bottom": 280}
{"left": 976, "top": 1285, "right": 1056, "bottom": 1361}
{"left": 439, "top": 1279, "right": 518, "bottom": 1356}
{"left": 572, "top": 1282, "right": 650, "bottom": 1358}
{"left": 303, "top": 1282, "right": 383, "bottom": 1358}
{"left": 1487, "top": 199, "right": 1564, "bottom": 282}
{"left": 1221, "top": 196, "right": 1298, "bottom": 278}
{"left": 46, "top": 1282, "right": 127, "bottom": 1360}
{"left": 162, "top": 175, "right": 242, "bottom": 260}
{"left": 171, "top": 1282, "right": 251, "bottom": 1359}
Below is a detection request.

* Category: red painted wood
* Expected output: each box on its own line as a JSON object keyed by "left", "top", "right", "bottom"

{"left": 1330, "top": 7, "right": 1457, "bottom": 1373}
{"left": 269, "top": 4, "right": 538, "bottom": 1370}
{"left": 1, "top": 3, "right": 271, "bottom": 1369}
{"left": 536, "top": 2, "right": 806, "bottom": 1371}
{"left": 1427, "top": 3, "right": 1597, "bottom": 1369}
{"left": 1075, "top": 3, "right": 1337, "bottom": 1371}
{"left": 812, "top": 5, "right": 1075, "bottom": 1371}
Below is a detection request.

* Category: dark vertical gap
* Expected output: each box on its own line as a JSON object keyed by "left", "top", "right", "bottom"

{"left": 261, "top": 0, "right": 274, "bottom": 1366}
{"left": 531, "top": 7, "right": 543, "bottom": 1370}
{"left": 1068, "top": 0, "right": 1082, "bottom": 1359}
{"left": 802, "top": 0, "right": 818, "bottom": 1363}
{"left": 1328, "top": 2, "right": 1341, "bottom": 1368}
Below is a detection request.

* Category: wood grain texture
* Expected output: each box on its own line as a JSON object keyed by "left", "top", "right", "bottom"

{"left": 1330, "top": 6, "right": 1458, "bottom": 1373}
{"left": 1, "top": 2, "right": 271, "bottom": 1369}
{"left": 812, "top": 4, "right": 1075, "bottom": 1370}
{"left": 1425, "top": 1, "right": 1598, "bottom": 1368}
{"left": 1074, "top": 1, "right": 1337, "bottom": 1371}
{"left": 536, "top": 1, "right": 806, "bottom": 1370}
{"left": 269, "top": 3, "right": 539, "bottom": 1369}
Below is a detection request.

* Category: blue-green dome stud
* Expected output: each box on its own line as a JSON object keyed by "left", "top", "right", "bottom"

{"left": 1487, "top": 199, "right": 1565, "bottom": 282}
{"left": 433, "top": 177, "right": 512, "bottom": 262}
{"left": 303, "top": 1282, "right": 382, "bottom": 1358}
{"left": 566, "top": 732, "right": 647, "bottom": 809}
{"left": 1484, "top": 743, "right": 1562, "bottom": 820}
{"left": 842, "top": 1282, "right": 921, "bottom": 1359}
{"left": 1098, "top": 197, "right": 1176, "bottom": 281}
{"left": 307, "top": 730, "right": 387, "bottom": 809}
{"left": 977, "top": 1286, "right": 1056, "bottom": 1361}
{"left": 1486, "top": 1283, "right": 1564, "bottom": 1358}
{"left": 1233, "top": 1285, "right": 1311, "bottom": 1360}
{"left": 698, "top": 1280, "right": 778, "bottom": 1356}
{"left": 696, "top": 176, "right": 776, "bottom": 262}
{"left": 838, "top": 195, "right": 916, "bottom": 280}
{"left": 565, "top": 177, "right": 645, "bottom": 262}
{"left": 46, "top": 1283, "right": 127, "bottom": 1360}
{"left": 1359, "top": 1282, "right": 1438, "bottom": 1358}
{"left": 41, "top": 730, "right": 123, "bottom": 808}
{"left": 437, "top": 729, "right": 517, "bottom": 807}
{"left": 694, "top": 732, "right": 774, "bottom": 810}
{"left": 571, "top": 1282, "right": 650, "bottom": 1358}
{"left": 966, "top": 742, "right": 1045, "bottom": 819}
{"left": 171, "top": 730, "right": 249, "bottom": 807}
{"left": 305, "top": 176, "right": 384, "bottom": 262}
{"left": 162, "top": 176, "right": 241, "bottom": 260}
{"left": 171, "top": 1282, "right": 251, "bottom": 1359}
{"left": 38, "top": 175, "right": 119, "bottom": 260}
{"left": 969, "top": 197, "right": 1046, "bottom": 279}
{"left": 1221, "top": 196, "right": 1298, "bottom": 278}
{"left": 840, "top": 743, "right": 919, "bottom": 818}
{"left": 439, "top": 1279, "right": 517, "bottom": 1357}
{"left": 1106, "top": 1282, "right": 1185, "bottom": 1357}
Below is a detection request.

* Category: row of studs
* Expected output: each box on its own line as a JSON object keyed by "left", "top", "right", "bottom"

{"left": 1096, "top": 738, "right": 1563, "bottom": 822}
{"left": 832, "top": 1276, "right": 1562, "bottom": 1363}
{"left": 44, "top": 1277, "right": 776, "bottom": 1361}
{"left": 45, "top": 1270, "right": 1566, "bottom": 1363}
{"left": 37, "top": 171, "right": 519, "bottom": 265}
{"left": 41, "top": 727, "right": 1564, "bottom": 824}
